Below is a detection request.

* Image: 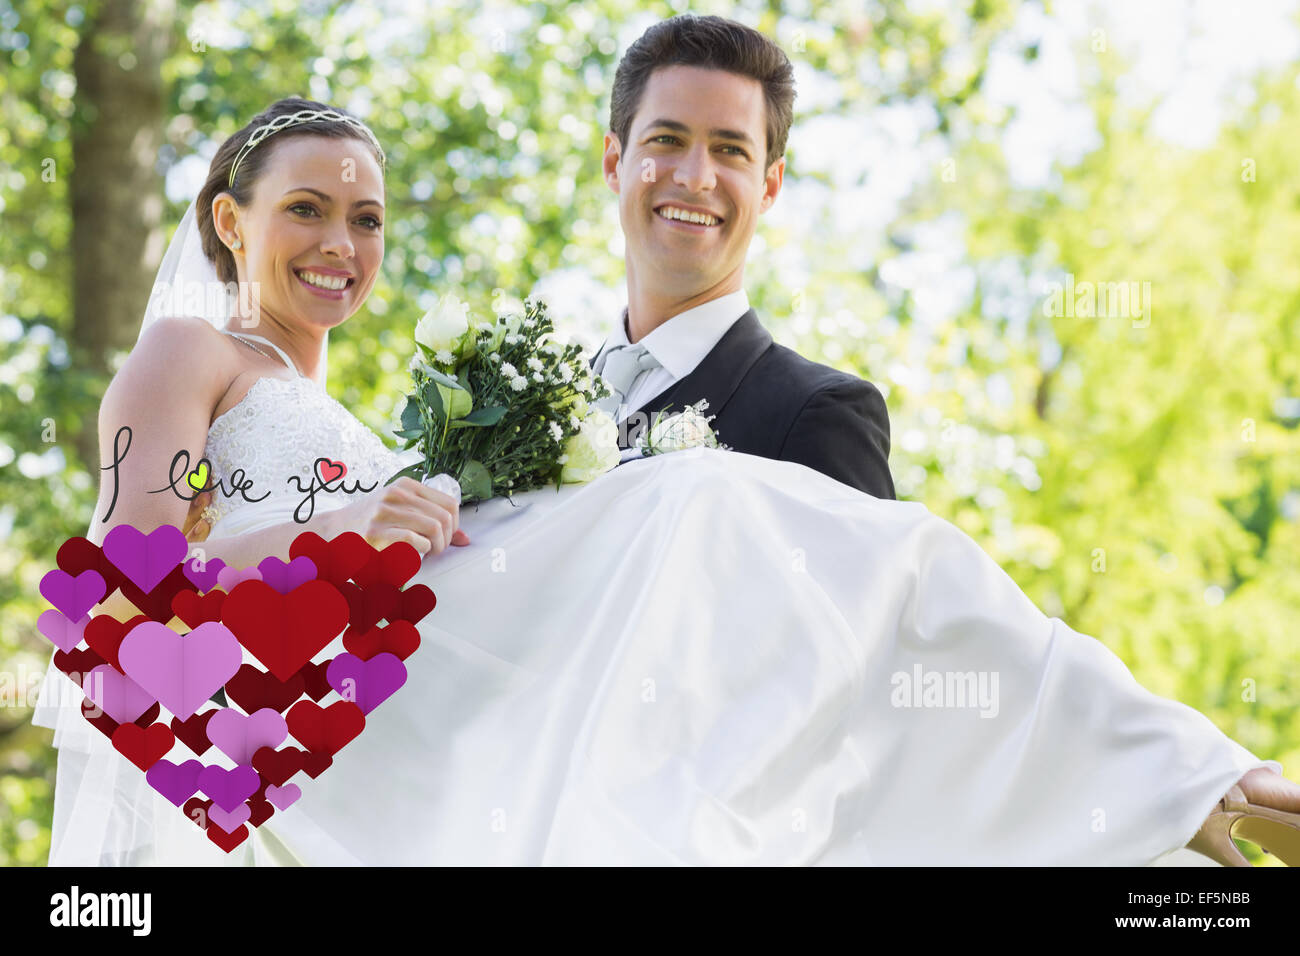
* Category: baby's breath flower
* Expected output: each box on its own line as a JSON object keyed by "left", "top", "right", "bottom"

{"left": 557, "top": 364, "right": 574, "bottom": 383}
{"left": 532, "top": 371, "right": 545, "bottom": 383}
{"left": 435, "top": 349, "right": 454, "bottom": 365}
{"left": 510, "top": 376, "right": 528, "bottom": 391}
{"left": 527, "top": 356, "right": 544, "bottom": 372}
{"left": 500, "top": 362, "right": 518, "bottom": 378}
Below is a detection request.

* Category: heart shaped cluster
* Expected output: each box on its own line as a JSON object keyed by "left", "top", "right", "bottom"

{"left": 38, "top": 523, "right": 434, "bottom": 854}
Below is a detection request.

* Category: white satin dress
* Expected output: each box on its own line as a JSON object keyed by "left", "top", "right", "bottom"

{"left": 33, "top": 333, "right": 1278, "bottom": 865}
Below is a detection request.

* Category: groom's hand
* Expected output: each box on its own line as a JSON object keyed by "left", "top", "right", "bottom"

{"left": 350, "top": 477, "right": 471, "bottom": 558}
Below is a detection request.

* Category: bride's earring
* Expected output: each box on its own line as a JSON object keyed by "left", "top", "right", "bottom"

{"left": 230, "top": 238, "right": 243, "bottom": 251}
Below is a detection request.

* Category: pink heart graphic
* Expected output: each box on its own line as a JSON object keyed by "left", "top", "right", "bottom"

{"left": 316, "top": 459, "right": 347, "bottom": 484}
{"left": 118, "top": 621, "right": 242, "bottom": 721}
{"left": 146, "top": 758, "right": 204, "bottom": 806}
{"left": 217, "top": 565, "right": 263, "bottom": 592}
{"left": 103, "top": 524, "right": 188, "bottom": 594}
{"left": 257, "top": 556, "right": 318, "bottom": 595}
{"left": 325, "top": 652, "right": 407, "bottom": 715}
{"left": 206, "top": 802, "right": 252, "bottom": 834}
{"left": 37, "top": 609, "right": 90, "bottom": 653}
{"left": 183, "top": 555, "right": 228, "bottom": 594}
{"left": 83, "top": 664, "right": 156, "bottom": 725}
{"left": 197, "top": 763, "right": 260, "bottom": 813}
{"left": 265, "top": 783, "right": 302, "bottom": 811}
{"left": 39, "top": 569, "right": 106, "bottom": 622}
{"left": 207, "top": 707, "right": 289, "bottom": 765}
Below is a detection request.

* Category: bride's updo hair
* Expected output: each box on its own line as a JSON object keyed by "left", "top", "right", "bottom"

{"left": 195, "top": 96, "right": 386, "bottom": 284}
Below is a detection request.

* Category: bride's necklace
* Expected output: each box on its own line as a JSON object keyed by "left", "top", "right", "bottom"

{"left": 228, "top": 333, "right": 277, "bottom": 363}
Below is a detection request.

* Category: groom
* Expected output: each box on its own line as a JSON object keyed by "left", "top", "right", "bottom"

{"left": 593, "top": 14, "right": 896, "bottom": 500}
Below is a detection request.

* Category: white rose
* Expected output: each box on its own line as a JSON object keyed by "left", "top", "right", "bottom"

{"left": 641, "top": 403, "right": 720, "bottom": 455}
{"left": 415, "top": 293, "right": 471, "bottom": 355}
{"left": 559, "top": 408, "right": 620, "bottom": 483}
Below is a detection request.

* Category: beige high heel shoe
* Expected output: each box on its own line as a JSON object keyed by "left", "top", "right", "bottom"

{"left": 1186, "top": 784, "right": 1300, "bottom": 866}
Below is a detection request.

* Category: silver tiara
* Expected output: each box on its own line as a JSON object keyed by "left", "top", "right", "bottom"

{"left": 227, "top": 108, "right": 386, "bottom": 189}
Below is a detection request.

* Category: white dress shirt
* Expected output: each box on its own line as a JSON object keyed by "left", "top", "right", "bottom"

{"left": 593, "top": 290, "right": 750, "bottom": 421}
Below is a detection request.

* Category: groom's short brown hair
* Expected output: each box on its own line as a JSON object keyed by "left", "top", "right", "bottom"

{"left": 609, "top": 14, "right": 796, "bottom": 171}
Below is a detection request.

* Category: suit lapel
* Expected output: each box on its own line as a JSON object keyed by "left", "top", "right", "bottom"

{"left": 623, "top": 308, "right": 772, "bottom": 446}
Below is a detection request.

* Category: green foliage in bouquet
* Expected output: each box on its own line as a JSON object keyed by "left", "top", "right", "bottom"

{"left": 388, "top": 295, "right": 615, "bottom": 502}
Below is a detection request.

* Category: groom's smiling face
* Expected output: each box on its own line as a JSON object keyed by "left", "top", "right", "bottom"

{"left": 604, "top": 65, "right": 785, "bottom": 303}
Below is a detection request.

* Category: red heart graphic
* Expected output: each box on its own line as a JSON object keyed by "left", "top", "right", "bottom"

{"left": 286, "top": 699, "right": 364, "bottom": 756}
{"left": 316, "top": 459, "right": 347, "bottom": 484}
{"left": 182, "top": 796, "right": 211, "bottom": 825}
{"left": 343, "top": 621, "right": 421, "bottom": 661}
{"left": 289, "top": 531, "right": 375, "bottom": 589}
{"left": 394, "top": 584, "right": 437, "bottom": 625}
{"left": 83, "top": 614, "right": 150, "bottom": 672}
{"left": 248, "top": 796, "right": 275, "bottom": 828}
{"left": 171, "top": 588, "right": 226, "bottom": 629}
{"left": 84, "top": 702, "right": 162, "bottom": 741}
{"left": 252, "top": 745, "right": 307, "bottom": 787}
{"left": 353, "top": 542, "right": 421, "bottom": 589}
{"left": 170, "top": 709, "right": 217, "bottom": 756}
{"left": 222, "top": 580, "right": 349, "bottom": 682}
{"left": 53, "top": 647, "right": 106, "bottom": 679}
{"left": 181, "top": 796, "right": 249, "bottom": 851}
{"left": 82, "top": 703, "right": 119, "bottom": 739}
{"left": 342, "top": 581, "right": 401, "bottom": 632}
{"left": 206, "top": 820, "right": 248, "bottom": 852}
{"left": 57, "top": 536, "right": 128, "bottom": 596}
{"left": 117, "top": 564, "right": 195, "bottom": 622}
{"left": 298, "top": 660, "right": 333, "bottom": 702}
{"left": 301, "top": 751, "right": 333, "bottom": 778}
{"left": 111, "top": 721, "right": 175, "bottom": 771}
{"left": 224, "top": 664, "right": 305, "bottom": 714}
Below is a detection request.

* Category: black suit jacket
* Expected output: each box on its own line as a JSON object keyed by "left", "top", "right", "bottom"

{"left": 593, "top": 309, "right": 896, "bottom": 499}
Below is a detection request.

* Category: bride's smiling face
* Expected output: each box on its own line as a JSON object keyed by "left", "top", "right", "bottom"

{"left": 216, "top": 136, "right": 385, "bottom": 331}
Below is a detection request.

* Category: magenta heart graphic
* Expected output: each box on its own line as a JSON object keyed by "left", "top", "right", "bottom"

{"left": 39, "top": 569, "right": 106, "bottom": 622}
{"left": 257, "top": 556, "right": 318, "bottom": 595}
{"left": 103, "top": 524, "right": 188, "bottom": 594}
{"left": 197, "top": 764, "right": 260, "bottom": 813}
{"left": 207, "top": 802, "right": 252, "bottom": 834}
{"left": 207, "top": 707, "right": 288, "bottom": 765}
{"left": 118, "top": 621, "right": 242, "bottom": 721}
{"left": 183, "top": 555, "right": 228, "bottom": 594}
{"left": 146, "top": 758, "right": 204, "bottom": 806}
{"left": 325, "top": 652, "right": 407, "bottom": 715}
{"left": 265, "top": 783, "right": 302, "bottom": 811}
{"left": 83, "top": 664, "right": 155, "bottom": 724}
{"left": 38, "top": 609, "right": 90, "bottom": 653}
{"left": 217, "top": 565, "right": 263, "bottom": 592}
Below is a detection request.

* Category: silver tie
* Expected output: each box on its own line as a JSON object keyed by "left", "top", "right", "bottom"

{"left": 592, "top": 342, "right": 662, "bottom": 417}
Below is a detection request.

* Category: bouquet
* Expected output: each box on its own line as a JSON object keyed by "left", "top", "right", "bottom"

{"left": 386, "top": 293, "right": 623, "bottom": 503}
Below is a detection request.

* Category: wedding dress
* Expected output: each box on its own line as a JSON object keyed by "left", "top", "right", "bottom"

{"left": 33, "top": 332, "right": 1279, "bottom": 866}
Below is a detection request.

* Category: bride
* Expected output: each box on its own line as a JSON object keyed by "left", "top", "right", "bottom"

{"left": 33, "top": 97, "right": 1300, "bottom": 866}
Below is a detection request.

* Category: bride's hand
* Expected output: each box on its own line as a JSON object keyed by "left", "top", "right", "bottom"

{"left": 340, "top": 477, "right": 470, "bottom": 557}
{"left": 182, "top": 489, "right": 214, "bottom": 544}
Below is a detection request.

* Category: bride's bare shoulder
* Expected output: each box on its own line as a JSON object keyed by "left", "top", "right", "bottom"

{"left": 104, "top": 317, "right": 236, "bottom": 413}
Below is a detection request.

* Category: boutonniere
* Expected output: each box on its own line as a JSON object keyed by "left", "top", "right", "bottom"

{"left": 636, "top": 399, "right": 731, "bottom": 457}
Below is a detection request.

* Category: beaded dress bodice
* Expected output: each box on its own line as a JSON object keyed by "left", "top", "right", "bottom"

{"left": 201, "top": 333, "right": 408, "bottom": 527}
